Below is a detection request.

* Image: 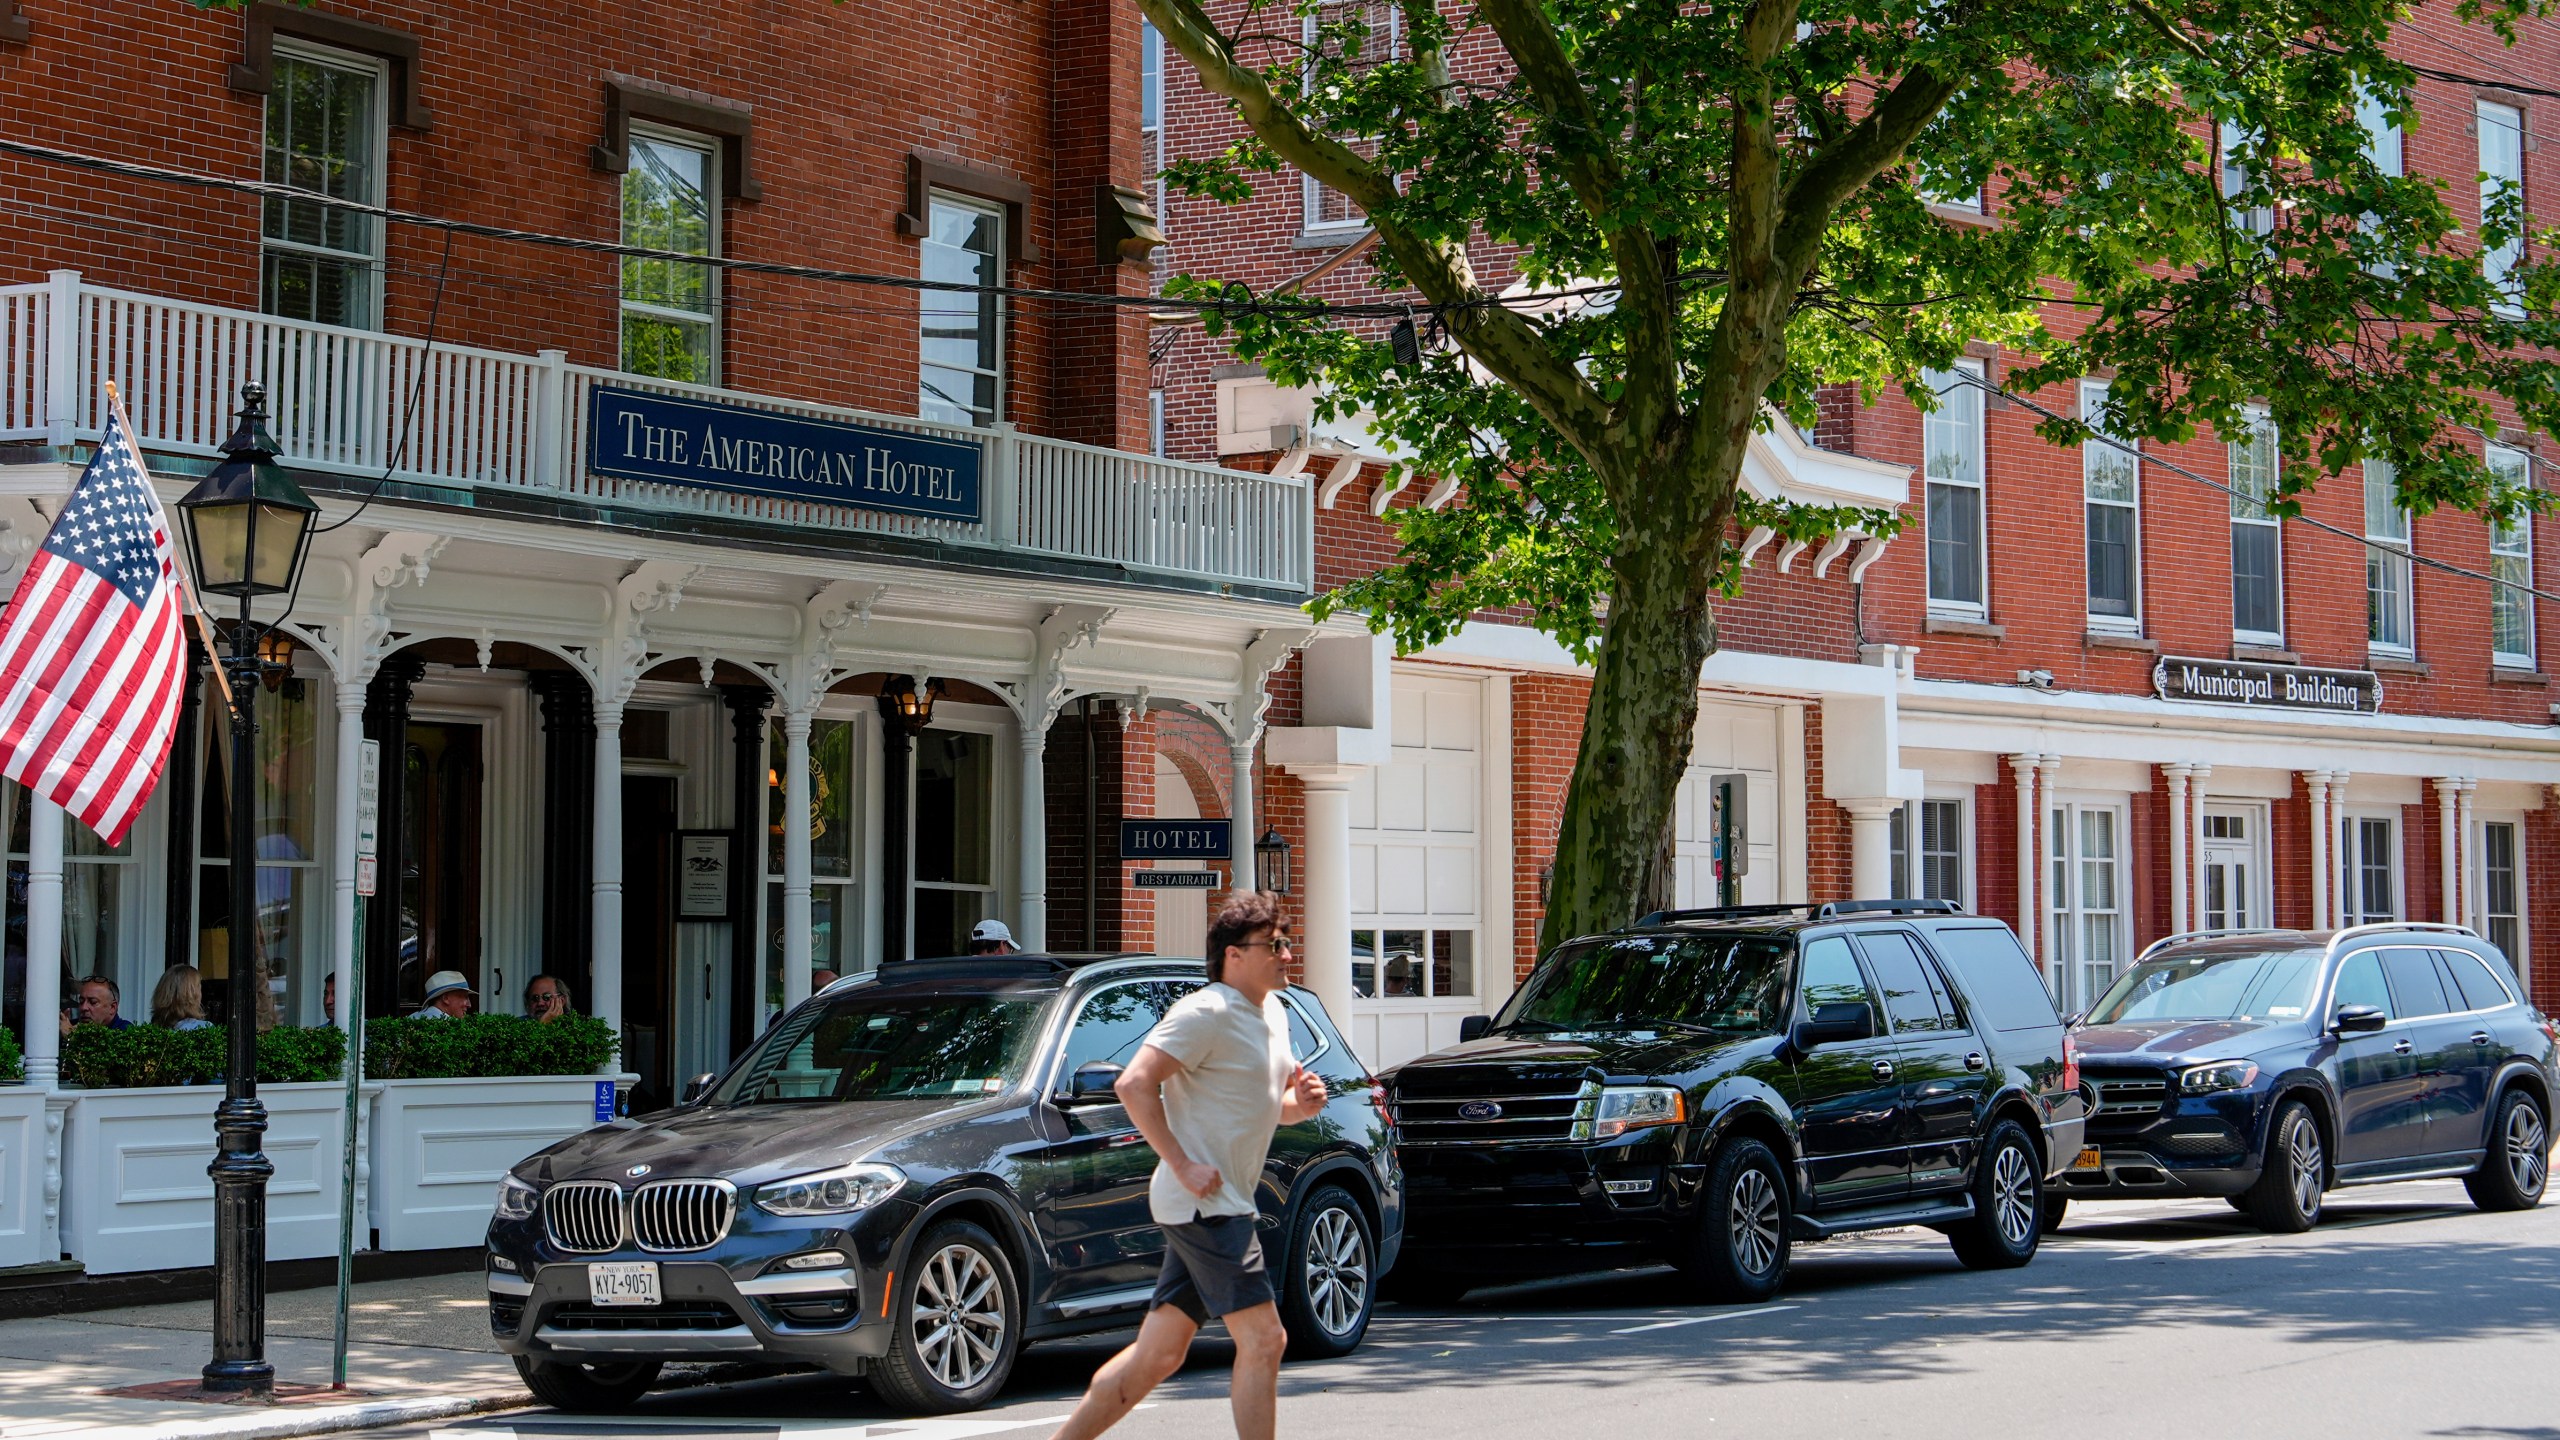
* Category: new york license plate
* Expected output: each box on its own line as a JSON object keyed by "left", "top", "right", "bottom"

{"left": 588, "top": 1261, "right": 661, "bottom": 1306}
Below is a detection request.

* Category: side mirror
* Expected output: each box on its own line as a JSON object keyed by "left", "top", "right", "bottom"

{"left": 1790, "top": 1001, "right": 1877, "bottom": 1051}
{"left": 2330, "top": 1004, "right": 2389, "bottom": 1035}
{"left": 681, "top": 1072, "right": 717, "bottom": 1105}
{"left": 1061, "top": 1062, "right": 1124, "bottom": 1105}
{"left": 1458, "top": 1015, "right": 1491, "bottom": 1044}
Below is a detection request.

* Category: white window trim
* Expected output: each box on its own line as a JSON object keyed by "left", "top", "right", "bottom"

{"left": 2478, "top": 99, "right": 2527, "bottom": 319}
{"left": 2197, "top": 800, "right": 2272, "bottom": 930}
{"left": 2337, "top": 807, "right": 2403, "bottom": 926}
{"left": 1297, "top": 5, "right": 1397, "bottom": 238}
{"left": 2080, "top": 378, "right": 2142, "bottom": 633}
{"left": 2364, "top": 458, "right": 2415, "bottom": 659}
{"left": 617, "top": 122, "right": 723, "bottom": 386}
{"left": 262, "top": 39, "right": 390, "bottom": 332}
{"left": 895, "top": 700, "right": 1014, "bottom": 965}
{"left": 1924, "top": 358, "right": 1990, "bottom": 622}
{"left": 2220, "top": 118, "right": 2274, "bottom": 236}
{"left": 2473, "top": 813, "right": 2529, "bottom": 988}
{"left": 919, "top": 190, "right": 1008, "bottom": 427}
{"left": 2230, "top": 407, "right": 2285, "bottom": 647}
{"left": 2046, "top": 795, "right": 2129, "bottom": 1015}
{"left": 2488, "top": 443, "right": 2536, "bottom": 670}
{"left": 1890, "top": 790, "right": 1974, "bottom": 908}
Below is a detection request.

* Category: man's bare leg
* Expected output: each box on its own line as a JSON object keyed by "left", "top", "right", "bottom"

{"left": 1221, "top": 1302, "right": 1288, "bottom": 1440}
{"left": 1049, "top": 1306, "right": 1200, "bottom": 1440}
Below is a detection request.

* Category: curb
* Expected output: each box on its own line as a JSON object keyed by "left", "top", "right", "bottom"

{"left": 123, "top": 1389, "right": 531, "bottom": 1440}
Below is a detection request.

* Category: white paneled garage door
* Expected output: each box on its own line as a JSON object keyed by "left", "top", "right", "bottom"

{"left": 1672, "top": 699, "right": 1785, "bottom": 908}
{"left": 1348, "top": 670, "right": 1485, "bottom": 1070}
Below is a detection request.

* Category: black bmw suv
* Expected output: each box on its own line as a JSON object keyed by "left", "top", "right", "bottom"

{"left": 2060, "top": 923, "right": 2556, "bottom": 1231}
{"left": 1386, "top": 901, "right": 2086, "bottom": 1304}
{"left": 484, "top": 954, "right": 1399, "bottom": 1415}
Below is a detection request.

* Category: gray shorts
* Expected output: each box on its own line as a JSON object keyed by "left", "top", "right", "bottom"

{"left": 1150, "top": 1213, "right": 1274, "bottom": 1324}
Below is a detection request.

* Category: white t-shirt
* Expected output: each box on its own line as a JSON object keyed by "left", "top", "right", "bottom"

{"left": 1141, "top": 982, "right": 1297, "bottom": 1225}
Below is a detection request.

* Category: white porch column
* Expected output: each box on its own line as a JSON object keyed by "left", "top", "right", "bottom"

{"left": 2188, "top": 764, "right": 2212, "bottom": 930}
{"left": 2306, "top": 772, "right": 2332, "bottom": 934}
{"left": 2436, "top": 777, "right": 2463, "bottom": 928}
{"left": 782, "top": 708, "right": 814, "bottom": 1008}
{"left": 1018, "top": 730, "right": 1048, "bottom": 952}
{"left": 2011, "top": 755, "right": 2040, "bottom": 971}
{"left": 2457, "top": 781, "right": 2478, "bottom": 928}
{"left": 591, "top": 704, "right": 625, "bottom": 1036}
{"left": 330, "top": 686, "right": 365, "bottom": 1029}
{"left": 1843, "top": 799, "right": 1897, "bottom": 899}
{"left": 1289, "top": 764, "right": 1359, "bottom": 1026}
{"left": 1229, "top": 741, "right": 1258, "bottom": 894}
{"left": 22, "top": 799, "right": 62, "bottom": 1089}
{"left": 2165, "top": 764, "right": 2194, "bottom": 935}
{"left": 2325, "top": 770, "right": 2350, "bottom": 928}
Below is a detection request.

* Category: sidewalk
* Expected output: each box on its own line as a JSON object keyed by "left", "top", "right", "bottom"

{"left": 0, "top": 1271, "right": 529, "bottom": 1439}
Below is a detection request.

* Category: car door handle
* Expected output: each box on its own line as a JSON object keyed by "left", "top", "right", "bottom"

{"left": 1871, "top": 1060, "right": 1897, "bottom": 1082}
{"left": 1964, "top": 1052, "right": 1987, "bottom": 1072}
{"left": 2392, "top": 1039, "right": 2413, "bottom": 1055}
{"left": 2471, "top": 1031, "right": 2494, "bottom": 1046}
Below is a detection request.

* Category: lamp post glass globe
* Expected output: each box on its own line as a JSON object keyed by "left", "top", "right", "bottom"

{"left": 177, "top": 382, "right": 318, "bottom": 601}
{"left": 1256, "top": 828, "right": 1292, "bottom": 896}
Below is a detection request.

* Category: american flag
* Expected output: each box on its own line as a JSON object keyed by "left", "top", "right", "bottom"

{"left": 0, "top": 407, "right": 186, "bottom": 846}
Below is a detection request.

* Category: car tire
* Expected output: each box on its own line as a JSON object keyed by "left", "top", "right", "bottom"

{"left": 1680, "top": 1137, "right": 1790, "bottom": 1303}
{"left": 2038, "top": 1193, "right": 2069, "bottom": 1235}
{"left": 1949, "top": 1120, "right": 2043, "bottom": 1269}
{"left": 2240, "top": 1099, "right": 2326, "bottom": 1234}
{"left": 869, "top": 1219, "right": 1022, "bottom": 1415}
{"left": 514, "top": 1355, "right": 661, "bottom": 1413}
{"left": 1379, "top": 1262, "right": 1475, "bottom": 1307}
{"left": 1279, "top": 1185, "right": 1376, "bottom": 1358}
{"left": 2464, "top": 1087, "right": 2549, "bottom": 1212}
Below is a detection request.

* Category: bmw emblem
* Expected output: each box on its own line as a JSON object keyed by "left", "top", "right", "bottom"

{"left": 626, "top": 1164, "right": 652, "bottom": 1178}
{"left": 1457, "top": 1101, "right": 1504, "bottom": 1122}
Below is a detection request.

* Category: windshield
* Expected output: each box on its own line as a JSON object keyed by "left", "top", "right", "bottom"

{"left": 710, "top": 984, "right": 1055, "bottom": 1105}
{"left": 2085, "top": 949, "right": 2323, "bottom": 1025}
{"left": 1497, "top": 933, "right": 1793, "bottom": 1036}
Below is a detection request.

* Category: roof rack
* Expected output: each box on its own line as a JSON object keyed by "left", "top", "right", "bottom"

{"left": 2324, "top": 920, "right": 2480, "bottom": 963}
{"left": 1632, "top": 903, "right": 1815, "bottom": 927}
{"left": 2135, "top": 927, "right": 2290, "bottom": 962}
{"left": 1813, "top": 898, "right": 1965, "bottom": 920}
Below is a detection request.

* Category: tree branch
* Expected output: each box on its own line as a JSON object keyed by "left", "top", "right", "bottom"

{"left": 1772, "top": 61, "right": 1967, "bottom": 284}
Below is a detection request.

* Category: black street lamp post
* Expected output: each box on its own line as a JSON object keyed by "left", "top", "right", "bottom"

{"left": 175, "top": 383, "right": 318, "bottom": 1397}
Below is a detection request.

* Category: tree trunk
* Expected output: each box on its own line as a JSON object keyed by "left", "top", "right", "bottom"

{"left": 1537, "top": 527, "right": 1723, "bottom": 956}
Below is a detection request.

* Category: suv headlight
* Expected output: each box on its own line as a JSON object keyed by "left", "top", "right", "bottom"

{"left": 1575, "top": 1086, "right": 1688, "bottom": 1141}
{"left": 754, "top": 1162, "right": 907, "bottom": 1217}
{"left": 2178, "top": 1060, "right": 2261, "bottom": 1094}
{"left": 494, "top": 1173, "right": 539, "bottom": 1221}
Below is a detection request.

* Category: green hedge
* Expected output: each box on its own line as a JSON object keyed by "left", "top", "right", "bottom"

{"left": 61, "top": 1023, "right": 346, "bottom": 1089}
{"left": 0, "top": 1025, "right": 21, "bottom": 1084}
{"left": 362, "top": 1013, "right": 618, "bottom": 1080}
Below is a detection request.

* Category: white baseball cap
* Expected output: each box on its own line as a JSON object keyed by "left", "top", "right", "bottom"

{"left": 970, "top": 919, "right": 1016, "bottom": 945}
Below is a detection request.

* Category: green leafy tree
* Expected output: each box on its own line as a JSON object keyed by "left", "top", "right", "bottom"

{"left": 1146, "top": 0, "right": 2560, "bottom": 949}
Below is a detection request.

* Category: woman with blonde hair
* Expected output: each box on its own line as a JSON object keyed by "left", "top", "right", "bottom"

{"left": 152, "top": 964, "right": 214, "bottom": 1031}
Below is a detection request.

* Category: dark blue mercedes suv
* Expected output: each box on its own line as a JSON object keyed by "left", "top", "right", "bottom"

{"left": 2055, "top": 923, "right": 2556, "bottom": 1231}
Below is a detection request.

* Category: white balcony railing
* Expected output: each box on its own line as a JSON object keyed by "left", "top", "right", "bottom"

{"left": 0, "top": 272, "right": 1313, "bottom": 593}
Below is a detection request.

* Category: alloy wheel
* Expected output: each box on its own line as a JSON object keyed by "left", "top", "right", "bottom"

{"left": 1992, "top": 1143, "right": 2037, "bottom": 1247}
{"left": 1303, "top": 1204, "right": 1371, "bottom": 1338}
{"left": 2507, "top": 1101, "right": 2548, "bottom": 1197}
{"left": 1729, "top": 1166, "right": 1782, "bottom": 1276}
{"left": 2288, "top": 1114, "right": 2324, "bottom": 1220}
{"left": 910, "top": 1242, "right": 1007, "bottom": 1392}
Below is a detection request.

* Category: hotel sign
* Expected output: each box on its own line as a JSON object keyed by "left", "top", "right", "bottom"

{"left": 1120, "top": 820, "right": 1232, "bottom": 860}
{"left": 2153, "top": 657, "right": 2383, "bottom": 715}
{"left": 586, "top": 385, "right": 983, "bottom": 524}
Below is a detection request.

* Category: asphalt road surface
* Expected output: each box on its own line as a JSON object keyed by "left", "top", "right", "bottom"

{"left": 394, "top": 1181, "right": 2560, "bottom": 1440}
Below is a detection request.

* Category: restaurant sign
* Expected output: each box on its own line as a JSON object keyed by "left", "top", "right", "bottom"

{"left": 586, "top": 385, "right": 983, "bottom": 523}
{"left": 2152, "top": 657, "right": 2383, "bottom": 715}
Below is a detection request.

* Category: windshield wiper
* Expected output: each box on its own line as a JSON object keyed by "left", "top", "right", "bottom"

{"left": 1629, "top": 1017, "right": 1723, "bottom": 1035}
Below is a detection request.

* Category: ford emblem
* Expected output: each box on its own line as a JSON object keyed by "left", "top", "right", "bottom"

{"left": 1457, "top": 1101, "right": 1504, "bottom": 1122}
{"left": 626, "top": 1164, "right": 652, "bottom": 1178}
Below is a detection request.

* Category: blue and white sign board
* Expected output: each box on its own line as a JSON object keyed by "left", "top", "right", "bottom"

{"left": 586, "top": 384, "right": 984, "bottom": 523}
{"left": 1120, "top": 819, "right": 1231, "bottom": 860}
{"left": 593, "top": 1080, "right": 617, "bottom": 1124}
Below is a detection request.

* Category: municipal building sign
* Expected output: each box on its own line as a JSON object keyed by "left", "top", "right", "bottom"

{"left": 2153, "top": 657, "right": 2383, "bottom": 715}
{"left": 586, "top": 385, "right": 983, "bottom": 524}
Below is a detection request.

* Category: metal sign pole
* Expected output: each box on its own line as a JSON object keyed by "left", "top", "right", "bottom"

{"left": 332, "top": 739, "right": 380, "bottom": 1392}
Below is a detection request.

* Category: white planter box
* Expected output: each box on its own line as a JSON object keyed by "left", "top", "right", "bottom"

{"left": 0, "top": 1087, "right": 62, "bottom": 1269}
{"left": 59, "top": 1081, "right": 375, "bottom": 1276}
{"left": 368, "top": 1074, "right": 629, "bottom": 1252}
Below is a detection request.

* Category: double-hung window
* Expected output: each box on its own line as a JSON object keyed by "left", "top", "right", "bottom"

{"left": 260, "top": 46, "right": 386, "bottom": 329}
{"left": 619, "top": 128, "right": 721, "bottom": 384}
{"left": 1923, "top": 362, "right": 1987, "bottom": 617}
{"left": 2357, "top": 87, "right": 2403, "bottom": 276}
{"left": 2488, "top": 443, "right": 2536, "bottom": 668}
{"left": 2481, "top": 820, "right": 2524, "bottom": 968}
{"left": 918, "top": 195, "right": 1006, "bottom": 426}
{"left": 1142, "top": 20, "right": 1168, "bottom": 238}
{"left": 2479, "top": 100, "right": 2526, "bottom": 316}
{"left": 2229, "top": 409, "right": 2284, "bottom": 645}
{"left": 2220, "top": 120, "right": 2273, "bottom": 236}
{"left": 1887, "top": 798, "right": 1969, "bottom": 905}
{"left": 2364, "top": 459, "right": 2414, "bottom": 656}
{"left": 2339, "top": 814, "right": 2399, "bottom": 925}
{"left": 2081, "top": 379, "right": 2139, "bottom": 628}
{"left": 2048, "top": 802, "right": 2126, "bottom": 1013}
{"left": 1300, "top": 1, "right": 1399, "bottom": 235}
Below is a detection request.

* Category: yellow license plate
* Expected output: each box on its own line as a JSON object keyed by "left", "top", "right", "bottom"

{"left": 2071, "top": 1146, "right": 2103, "bottom": 1172}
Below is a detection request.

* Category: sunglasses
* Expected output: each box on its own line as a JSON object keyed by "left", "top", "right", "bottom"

{"left": 1237, "top": 936, "right": 1296, "bottom": 955}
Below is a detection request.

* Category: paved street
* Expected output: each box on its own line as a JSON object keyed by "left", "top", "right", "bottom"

{"left": 362, "top": 1180, "right": 2560, "bottom": 1440}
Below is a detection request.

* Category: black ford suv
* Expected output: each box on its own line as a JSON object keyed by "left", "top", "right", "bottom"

{"left": 2060, "top": 923, "right": 2555, "bottom": 1230}
{"left": 1386, "top": 901, "right": 2085, "bottom": 1303}
{"left": 485, "top": 954, "right": 1399, "bottom": 1414}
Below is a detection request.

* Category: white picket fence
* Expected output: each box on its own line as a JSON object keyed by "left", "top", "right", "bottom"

{"left": 0, "top": 271, "right": 1313, "bottom": 592}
